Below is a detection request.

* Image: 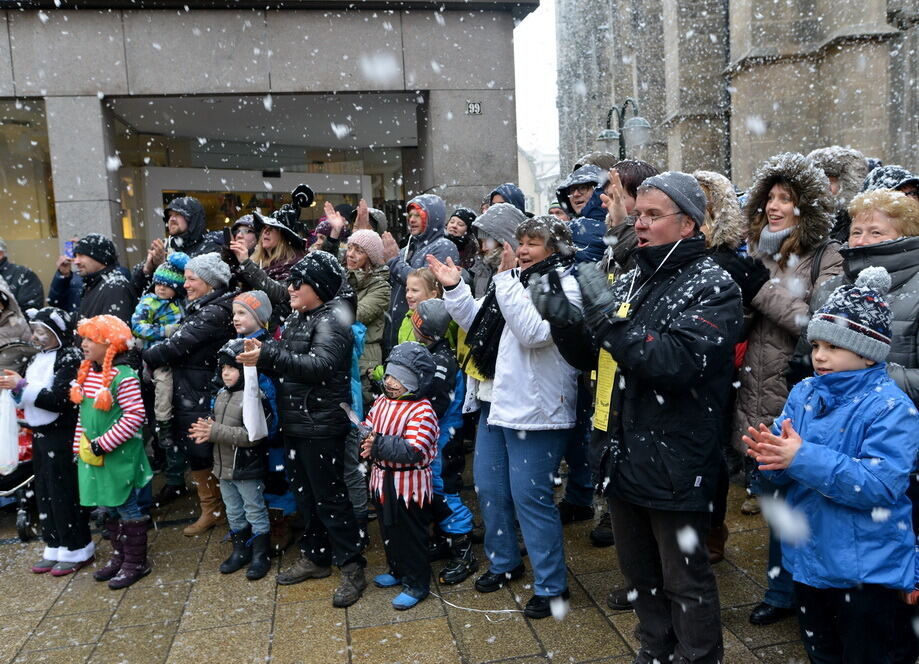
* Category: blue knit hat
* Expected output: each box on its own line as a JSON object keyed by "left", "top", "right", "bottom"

{"left": 152, "top": 252, "right": 190, "bottom": 293}
{"left": 807, "top": 266, "right": 892, "bottom": 363}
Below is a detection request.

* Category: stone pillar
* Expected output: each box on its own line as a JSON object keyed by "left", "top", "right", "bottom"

{"left": 415, "top": 89, "right": 519, "bottom": 211}
{"left": 44, "top": 96, "right": 122, "bottom": 252}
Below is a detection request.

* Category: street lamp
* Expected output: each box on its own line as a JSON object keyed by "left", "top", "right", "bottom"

{"left": 596, "top": 98, "right": 652, "bottom": 160}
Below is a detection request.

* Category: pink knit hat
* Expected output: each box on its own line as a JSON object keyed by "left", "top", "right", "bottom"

{"left": 347, "top": 229, "right": 385, "bottom": 267}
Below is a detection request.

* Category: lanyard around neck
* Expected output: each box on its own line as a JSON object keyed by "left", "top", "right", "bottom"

{"left": 624, "top": 238, "right": 683, "bottom": 304}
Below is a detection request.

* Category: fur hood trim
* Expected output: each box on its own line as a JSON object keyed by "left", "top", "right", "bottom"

{"left": 692, "top": 170, "right": 747, "bottom": 250}
{"left": 806, "top": 146, "right": 868, "bottom": 209}
{"left": 745, "top": 152, "right": 835, "bottom": 258}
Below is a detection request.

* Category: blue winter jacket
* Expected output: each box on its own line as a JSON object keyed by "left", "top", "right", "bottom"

{"left": 568, "top": 188, "right": 608, "bottom": 264}
{"left": 763, "top": 363, "right": 919, "bottom": 590}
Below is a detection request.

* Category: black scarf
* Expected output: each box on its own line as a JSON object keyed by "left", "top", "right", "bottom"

{"left": 465, "top": 253, "right": 572, "bottom": 379}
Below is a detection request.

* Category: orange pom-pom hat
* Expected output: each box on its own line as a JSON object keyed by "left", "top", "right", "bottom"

{"left": 70, "top": 315, "right": 134, "bottom": 411}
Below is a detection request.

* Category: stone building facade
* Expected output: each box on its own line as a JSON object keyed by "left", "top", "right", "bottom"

{"left": 557, "top": 0, "right": 919, "bottom": 187}
{"left": 0, "top": 0, "right": 534, "bottom": 283}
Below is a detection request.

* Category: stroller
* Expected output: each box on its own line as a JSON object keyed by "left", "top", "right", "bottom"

{"left": 0, "top": 341, "right": 38, "bottom": 542}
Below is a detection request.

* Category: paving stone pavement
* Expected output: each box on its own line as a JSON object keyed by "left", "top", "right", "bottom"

{"left": 0, "top": 472, "right": 808, "bottom": 663}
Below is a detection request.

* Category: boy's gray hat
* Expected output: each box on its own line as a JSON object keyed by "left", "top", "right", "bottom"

{"left": 413, "top": 298, "right": 451, "bottom": 340}
{"left": 807, "top": 266, "right": 892, "bottom": 363}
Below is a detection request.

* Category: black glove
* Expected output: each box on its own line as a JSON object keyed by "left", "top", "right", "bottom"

{"left": 723, "top": 255, "right": 769, "bottom": 306}
{"left": 576, "top": 262, "right": 618, "bottom": 319}
{"left": 529, "top": 270, "right": 582, "bottom": 328}
{"left": 90, "top": 440, "right": 106, "bottom": 457}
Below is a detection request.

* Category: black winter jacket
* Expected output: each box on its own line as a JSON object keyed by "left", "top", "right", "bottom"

{"left": 426, "top": 338, "right": 457, "bottom": 420}
{"left": 0, "top": 257, "right": 43, "bottom": 311}
{"left": 552, "top": 237, "right": 742, "bottom": 512}
{"left": 78, "top": 265, "right": 137, "bottom": 323}
{"left": 143, "top": 288, "right": 236, "bottom": 427}
{"left": 258, "top": 300, "right": 353, "bottom": 440}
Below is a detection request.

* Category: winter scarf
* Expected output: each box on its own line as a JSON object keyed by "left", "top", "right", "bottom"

{"left": 464, "top": 253, "right": 572, "bottom": 379}
{"left": 755, "top": 226, "right": 795, "bottom": 257}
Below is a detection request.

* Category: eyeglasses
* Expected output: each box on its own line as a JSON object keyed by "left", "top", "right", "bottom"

{"left": 235, "top": 228, "right": 256, "bottom": 236}
{"left": 634, "top": 211, "right": 685, "bottom": 226}
{"left": 286, "top": 278, "right": 303, "bottom": 290}
{"left": 570, "top": 183, "right": 595, "bottom": 196}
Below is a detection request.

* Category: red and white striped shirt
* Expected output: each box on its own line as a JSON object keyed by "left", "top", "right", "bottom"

{"left": 72, "top": 368, "right": 146, "bottom": 454}
{"left": 364, "top": 396, "right": 439, "bottom": 507}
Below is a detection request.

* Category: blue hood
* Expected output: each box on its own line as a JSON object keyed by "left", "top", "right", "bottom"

{"left": 567, "top": 188, "right": 608, "bottom": 263}
{"left": 489, "top": 183, "right": 527, "bottom": 215}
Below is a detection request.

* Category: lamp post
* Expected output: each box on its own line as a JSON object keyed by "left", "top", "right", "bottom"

{"left": 596, "top": 98, "right": 652, "bottom": 160}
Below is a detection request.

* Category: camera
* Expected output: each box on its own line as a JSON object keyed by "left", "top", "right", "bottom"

{"left": 273, "top": 184, "right": 314, "bottom": 233}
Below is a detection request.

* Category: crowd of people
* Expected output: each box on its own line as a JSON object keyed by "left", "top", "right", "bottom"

{"left": 0, "top": 147, "right": 918, "bottom": 663}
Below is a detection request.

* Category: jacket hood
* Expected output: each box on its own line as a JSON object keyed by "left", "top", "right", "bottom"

{"left": 693, "top": 170, "right": 747, "bottom": 250}
{"left": 385, "top": 341, "right": 436, "bottom": 399}
{"left": 406, "top": 194, "right": 447, "bottom": 244}
{"left": 489, "top": 183, "right": 527, "bottom": 215}
{"left": 473, "top": 203, "right": 526, "bottom": 250}
{"left": 165, "top": 196, "right": 207, "bottom": 251}
{"left": 841, "top": 235, "right": 919, "bottom": 290}
{"left": 745, "top": 152, "right": 835, "bottom": 257}
{"left": 556, "top": 164, "right": 608, "bottom": 216}
{"left": 806, "top": 146, "right": 868, "bottom": 209}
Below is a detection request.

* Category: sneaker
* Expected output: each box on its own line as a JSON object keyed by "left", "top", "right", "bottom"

{"left": 50, "top": 557, "right": 95, "bottom": 577}
{"left": 332, "top": 562, "right": 367, "bottom": 608}
{"left": 276, "top": 555, "right": 331, "bottom": 586}
{"left": 741, "top": 495, "right": 761, "bottom": 515}
{"left": 474, "top": 562, "right": 525, "bottom": 593}
{"left": 589, "top": 512, "right": 615, "bottom": 547}
{"left": 524, "top": 588, "right": 570, "bottom": 619}
{"left": 556, "top": 500, "right": 594, "bottom": 524}
{"left": 438, "top": 534, "right": 479, "bottom": 585}
{"left": 31, "top": 558, "right": 55, "bottom": 574}
{"left": 606, "top": 587, "right": 633, "bottom": 611}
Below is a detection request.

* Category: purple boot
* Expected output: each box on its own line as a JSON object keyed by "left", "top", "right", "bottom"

{"left": 93, "top": 518, "right": 124, "bottom": 582}
{"left": 108, "top": 518, "right": 151, "bottom": 590}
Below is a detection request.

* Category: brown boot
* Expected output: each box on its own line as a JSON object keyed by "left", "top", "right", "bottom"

{"left": 707, "top": 523, "right": 729, "bottom": 564}
{"left": 183, "top": 469, "right": 226, "bottom": 537}
{"left": 268, "top": 508, "right": 294, "bottom": 557}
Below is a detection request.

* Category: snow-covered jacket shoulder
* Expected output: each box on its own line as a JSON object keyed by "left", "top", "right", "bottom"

{"left": 443, "top": 268, "right": 581, "bottom": 430}
{"left": 764, "top": 364, "right": 918, "bottom": 590}
{"left": 568, "top": 189, "right": 608, "bottom": 264}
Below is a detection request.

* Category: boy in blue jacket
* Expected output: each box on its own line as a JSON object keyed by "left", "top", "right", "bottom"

{"left": 744, "top": 266, "right": 918, "bottom": 664}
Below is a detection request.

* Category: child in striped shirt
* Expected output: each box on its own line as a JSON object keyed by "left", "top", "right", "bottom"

{"left": 71, "top": 315, "right": 153, "bottom": 590}
{"left": 360, "top": 342, "right": 440, "bottom": 610}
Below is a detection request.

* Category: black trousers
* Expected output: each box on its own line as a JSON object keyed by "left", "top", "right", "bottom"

{"left": 710, "top": 455, "right": 729, "bottom": 527}
{"left": 796, "top": 582, "right": 900, "bottom": 664}
{"left": 376, "top": 471, "right": 432, "bottom": 594}
{"left": 609, "top": 496, "right": 723, "bottom": 664}
{"left": 285, "top": 434, "right": 364, "bottom": 568}
{"left": 32, "top": 425, "right": 92, "bottom": 553}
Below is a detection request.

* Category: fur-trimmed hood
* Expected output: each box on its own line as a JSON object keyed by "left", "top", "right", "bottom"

{"left": 692, "top": 170, "right": 747, "bottom": 250}
{"left": 745, "top": 152, "right": 835, "bottom": 259}
{"left": 806, "top": 146, "right": 868, "bottom": 210}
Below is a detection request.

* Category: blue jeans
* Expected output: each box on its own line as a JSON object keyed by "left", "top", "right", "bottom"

{"left": 473, "top": 403, "right": 568, "bottom": 596}
{"left": 104, "top": 488, "right": 145, "bottom": 521}
{"left": 220, "top": 479, "right": 270, "bottom": 535}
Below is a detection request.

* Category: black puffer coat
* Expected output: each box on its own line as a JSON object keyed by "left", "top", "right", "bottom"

{"left": 552, "top": 237, "right": 743, "bottom": 512}
{"left": 258, "top": 300, "right": 353, "bottom": 440}
{"left": 78, "top": 265, "right": 137, "bottom": 323}
{"left": 143, "top": 288, "right": 236, "bottom": 432}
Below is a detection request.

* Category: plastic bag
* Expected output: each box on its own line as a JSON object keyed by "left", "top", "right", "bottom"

{"left": 0, "top": 390, "right": 20, "bottom": 475}
{"left": 242, "top": 365, "right": 268, "bottom": 442}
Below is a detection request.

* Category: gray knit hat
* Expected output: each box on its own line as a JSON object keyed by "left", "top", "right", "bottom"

{"left": 185, "top": 252, "right": 231, "bottom": 289}
{"left": 233, "top": 290, "right": 273, "bottom": 328}
{"left": 641, "top": 171, "right": 708, "bottom": 226}
{"left": 807, "top": 266, "right": 892, "bottom": 363}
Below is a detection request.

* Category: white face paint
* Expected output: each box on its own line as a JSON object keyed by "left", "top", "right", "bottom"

{"left": 31, "top": 324, "right": 59, "bottom": 351}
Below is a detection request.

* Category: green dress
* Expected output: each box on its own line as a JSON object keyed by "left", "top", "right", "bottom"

{"left": 77, "top": 365, "right": 153, "bottom": 508}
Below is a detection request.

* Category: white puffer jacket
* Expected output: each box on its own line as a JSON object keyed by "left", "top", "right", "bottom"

{"left": 444, "top": 267, "right": 581, "bottom": 431}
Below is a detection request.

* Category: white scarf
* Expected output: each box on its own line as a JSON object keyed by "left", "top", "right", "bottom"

{"left": 20, "top": 350, "right": 59, "bottom": 427}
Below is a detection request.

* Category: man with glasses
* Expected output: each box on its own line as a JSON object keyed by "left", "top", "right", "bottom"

{"left": 532, "top": 171, "right": 742, "bottom": 664}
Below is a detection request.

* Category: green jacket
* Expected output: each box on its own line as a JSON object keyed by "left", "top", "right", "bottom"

{"left": 77, "top": 365, "right": 152, "bottom": 508}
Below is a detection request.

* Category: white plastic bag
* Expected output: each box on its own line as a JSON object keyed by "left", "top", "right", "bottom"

{"left": 242, "top": 365, "right": 268, "bottom": 442}
{"left": 0, "top": 390, "right": 20, "bottom": 476}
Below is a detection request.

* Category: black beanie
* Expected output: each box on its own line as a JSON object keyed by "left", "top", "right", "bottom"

{"left": 288, "top": 251, "right": 344, "bottom": 303}
{"left": 73, "top": 233, "right": 118, "bottom": 266}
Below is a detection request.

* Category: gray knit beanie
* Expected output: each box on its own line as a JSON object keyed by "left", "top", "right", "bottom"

{"left": 807, "top": 266, "right": 892, "bottom": 363}
{"left": 413, "top": 298, "right": 451, "bottom": 340}
{"left": 185, "top": 252, "right": 231, "bottom": 289}
{"left": 233, "top": 290, "right": 273, "bottom": 328}
{"left": 641, "top": 171, "right": 708, "bottom": 226}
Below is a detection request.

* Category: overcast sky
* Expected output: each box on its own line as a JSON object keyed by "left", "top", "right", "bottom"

{"left": 513, "top": 0, "right": 559, "bottom": 160}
